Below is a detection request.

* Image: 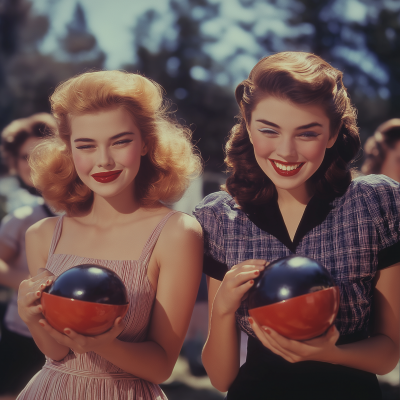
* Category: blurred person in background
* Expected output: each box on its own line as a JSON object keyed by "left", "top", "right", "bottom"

{"left": 361, "top": 119, "right": 400, "bottom": 183}
{"left": 361, "top": 118, "right": 400, "bottom": 394}
{"left": 0, "top": 113, "right": 56, "bottom": 400}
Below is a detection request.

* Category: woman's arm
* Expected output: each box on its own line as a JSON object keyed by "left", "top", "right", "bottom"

{"left": 250, "top": 262, "right": 400, "bottom": 375}
{"left": 39, "top": 213, "right": 204, "bottom": 383}
{"left": 0, "top": 242, "right": 29, "bottom": 290}
{"left": 202, "top": 277, "right": 240, "bottom": 392}
{"left": 18, "top": 218, "right": 71, "bottom": 361}
{"left": 202, "top": 260, "right": 266, "bottom": 392}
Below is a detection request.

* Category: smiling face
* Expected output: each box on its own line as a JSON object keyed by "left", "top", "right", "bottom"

{"left": 247, "top": 96, "right": 337, "bottom": 197}
{"left": 70, "top": 107, "right": 147, "bottom": 200}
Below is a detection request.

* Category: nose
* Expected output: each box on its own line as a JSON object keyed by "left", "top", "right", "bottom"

{"left": 275, "top": 135, "right": 297, "bottom": 161}
{"left": 97, "top": 147, "right": 115, "bottom": 169}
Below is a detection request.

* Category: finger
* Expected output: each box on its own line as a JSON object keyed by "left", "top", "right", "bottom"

{"left": 262, "top": 326, "right": 305, "bottom": 362}
{"left": 324, "top": 325, "right": 340, "bottom": 344}
{"left": 252, "top": 319, "right": 300, "bottom": 360}
{"left": 62, "top": 327, "right": 84, "bottom": 342}
{"left": 39, "top": 319, "right": 71, "bottom": 345}
{"left": 303, "top": 325, "right": 339, "bottom": 346}
{"left": 30, "top": 276, "right": 54, "bottom": 292}
{"left": 234, "top": 278, "right": 256, "bottom": 298}
{"left": 230, "top": 269, "right": 263, "bottom": 288}
{"left": 22, "top": 301, "right": 43, "bottom": 317}
{"left": 21, "top": 290, "right": 43, "bottom": 307}
{"left": 250, "top": 319, "right": 296, "bottom": 362}
{"left": 231, "top": 260, "right": 267, "bottom": 271}
{"left": 31, "top": 269, "right": 55, "bottom": 282}
{"left": 95, "top": 318, "right": 125, "bottom": 339}
{"left": 34, "top": 303, "right": 43, "bottom": 315}
{"left": 107, "top": 317, "right": 125, "bottom": 335}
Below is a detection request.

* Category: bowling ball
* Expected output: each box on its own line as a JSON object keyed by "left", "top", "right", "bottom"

{"left": 248, "top": 255, "right": 339, "bottom": 341}
{"left": 41, "top": 264, "right": 129, "bottom": 336}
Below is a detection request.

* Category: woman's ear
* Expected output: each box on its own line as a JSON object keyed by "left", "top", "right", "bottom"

{"left": 141, "top": 142, "right": 148, "bottom": 156}
{"left": 326, "top": 128, "right": 340, "bottom": 149}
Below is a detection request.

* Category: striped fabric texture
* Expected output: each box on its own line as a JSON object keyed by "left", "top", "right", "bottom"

{"left": 17, "top": 211, "right": 178, "bottom": 400}
{"left": 193, "top": 175, "right": 400, "bottom": 340}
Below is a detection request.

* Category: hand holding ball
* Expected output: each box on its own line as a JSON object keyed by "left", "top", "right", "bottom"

{"left": 248, "top": 255, "right": 339, "bottom": 341}
{"left": 41, "top": 264, "right": 129, "bottom": 336}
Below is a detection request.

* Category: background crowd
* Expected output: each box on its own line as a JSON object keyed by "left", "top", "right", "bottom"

{"left": 0, "top": 0, "right": 399, "bottom": 399}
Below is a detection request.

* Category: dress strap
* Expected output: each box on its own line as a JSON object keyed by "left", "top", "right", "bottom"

{"left": 47, "top": 215, "right": 64, "bottom": 258}
{"left": 138, "top": 210, "right": 179, "bottom": 265}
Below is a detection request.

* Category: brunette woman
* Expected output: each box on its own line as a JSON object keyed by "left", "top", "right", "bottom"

{"left": 362, "top": 118, "right": 400, "bottom": 182}
{"left": 0, "top": 113, "right": 56, "bottom": 400}
{"left": 194, "top": 52, "right": 400, "bottom": 400}
{"left": 17, "top": 71, "right": 203, "bottom": 400}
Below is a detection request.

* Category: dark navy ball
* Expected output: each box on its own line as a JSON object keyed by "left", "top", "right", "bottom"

{"left": 47, "top": 264, "right": 128, "bottom": 305}
{"left": 248, "top": 255, "right": 335, "bottom": 309}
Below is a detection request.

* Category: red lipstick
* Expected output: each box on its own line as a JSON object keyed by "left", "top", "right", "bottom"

{"left": 91, "top": 170, "right": 122, "bottom": 183}
{"left": 269, "top": 159, "right": 305, "bottom": 177}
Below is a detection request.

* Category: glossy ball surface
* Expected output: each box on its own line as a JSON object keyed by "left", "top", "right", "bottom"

{"left": 46, "top": 264, "right": 128, "bottom": 304}
{"left": 248, "top": 255, "right": 340, "bottom": 340}
{"left": 41, "top": 264, "right": 129, "bottom": 336}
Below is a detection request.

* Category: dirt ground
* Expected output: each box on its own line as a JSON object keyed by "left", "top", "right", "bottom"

{"left": 160, "top": 356, "right": 225, "bottom": 400}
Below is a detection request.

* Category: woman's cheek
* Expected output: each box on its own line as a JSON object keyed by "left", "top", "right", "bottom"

{"left": 252, "top": 135, "right": 272, "bottom": 158}
{"left": 300, "top": 141, "right": 327, "bottom": 164}
{"left": 119, "top": 147, "right": 142, "bottom": 167}
{"left": 72, "top": 152, "right": 93, "bottom": 176}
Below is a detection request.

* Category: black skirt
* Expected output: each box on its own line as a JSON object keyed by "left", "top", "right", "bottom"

{"left": 227, "top": 335, "right": 382, "bottom": 400}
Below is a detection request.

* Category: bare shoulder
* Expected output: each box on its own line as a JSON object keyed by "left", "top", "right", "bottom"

{"left": 154, "top": 211, "right": 203, "bottom": 281}
{"left": 26, "top": 217, "right": 60, "bottom": 273}
{"left": 162, "top": 212, "right": 203, "bottom": 241}
{"left": 154, "top": 211, "right": 203, "bottom": 263}
{"left": 26, "top": 216, "right": 59, "bottom": 240}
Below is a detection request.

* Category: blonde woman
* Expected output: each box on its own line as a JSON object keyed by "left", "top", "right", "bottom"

{"left": 17, "top": 71, "right": 203, "bottom": 400}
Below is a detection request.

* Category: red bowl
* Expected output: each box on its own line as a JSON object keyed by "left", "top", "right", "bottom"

{"left": 41, "top": 292, "right": 129, "bottom": 336}
{"left": 249, "top": 286, "right": 340, "bottom": 341}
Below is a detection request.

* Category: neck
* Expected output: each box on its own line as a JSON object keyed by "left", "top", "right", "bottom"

{"left": 276, "top": 182, "right": 315, "bottom": 207}
{"left": 86, "top": 185, "right": 141, "bottom": 226}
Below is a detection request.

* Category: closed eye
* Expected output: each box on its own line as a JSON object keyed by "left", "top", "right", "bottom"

{"left": 259, "top": 128, "right": 279, "bottom": 135}
{"left": 113, "top": 139, "right": 133, "bottom": 146}
{"left": 76, "top": 144, "right": 95, "bottom": 150}
{"left": 298, "top": 131, "right": 320, "bottom": 138}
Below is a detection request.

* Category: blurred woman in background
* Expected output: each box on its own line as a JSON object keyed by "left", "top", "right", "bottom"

{"left": 0, "top": 113, "right": 56, "bottom": 400}
{"left": 361, "top": 118, "right": 400, "bottom": 182}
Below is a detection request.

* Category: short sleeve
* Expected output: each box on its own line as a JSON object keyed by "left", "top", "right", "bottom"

{"left": 193, "top": 193, "right": 229, "bottom": 281}
{"left": 0, "top": 213, "right": 24, "bottom": 253}
{"left": 361, "top": 175, "right": 400, "bottom": 269}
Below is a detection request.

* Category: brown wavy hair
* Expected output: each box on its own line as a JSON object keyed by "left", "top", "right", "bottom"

{"left": 1, "top": 113, "right": 56, "bottom": 174}
{"left": 361, "top": 119, "right": 400, "bottom": 175}
{"left": 30, "top": 70, "right": 202, "bottom": 215}
{"left": 223, "top": 52, "right": 360, "bottom": 210}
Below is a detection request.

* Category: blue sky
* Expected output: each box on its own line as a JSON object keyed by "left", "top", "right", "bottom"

{"left": 32, "top": 0, "right": 170, "bottom": 69}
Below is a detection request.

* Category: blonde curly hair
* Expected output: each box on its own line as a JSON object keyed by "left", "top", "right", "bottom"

{"left": 30, "top": 70, "right": 202, "bottom": 215}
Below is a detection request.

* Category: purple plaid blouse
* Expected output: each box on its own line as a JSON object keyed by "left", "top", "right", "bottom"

{"left": 193, "top": 174, "right": 400, "bottom": 340}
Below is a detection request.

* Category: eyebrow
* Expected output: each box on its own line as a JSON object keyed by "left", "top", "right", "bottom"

{"left": 256, "top": 119, "right": 323, "bottom": 130}
{"left": 73, "top": 131, "right": 135, "bottom": 143}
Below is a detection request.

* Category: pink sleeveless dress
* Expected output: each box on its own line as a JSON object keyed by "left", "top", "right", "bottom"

{"left": 17, "top": 212, "right": 178, "bottom": 400}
